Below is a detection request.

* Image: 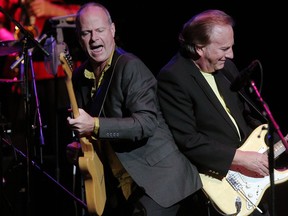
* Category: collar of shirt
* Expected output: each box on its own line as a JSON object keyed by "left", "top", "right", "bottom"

{"left": 84, "top": 50, "right": 114, "bottom": 88}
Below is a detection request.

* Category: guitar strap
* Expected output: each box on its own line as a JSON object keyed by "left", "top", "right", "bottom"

{"left": 87, "top": 53, "right": 133, "bottom": 200}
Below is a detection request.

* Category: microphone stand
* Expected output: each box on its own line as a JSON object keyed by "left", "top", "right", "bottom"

{"left": 29, "top": 50, "right": 45, "bottom": 160}
{"left": 0, "top": 7, "right": 49, "bottom": 57}
{"left": 0, "top": 6, "right": 49, "bottom": 216}
{"left": 2, "top": 133, "right": 87, "bottom": 213}
{"left": 249, "top": 80, "right": 288, "bottom": 216}
{"left": 250, "top": 81, "right": 288, "bottom": 149}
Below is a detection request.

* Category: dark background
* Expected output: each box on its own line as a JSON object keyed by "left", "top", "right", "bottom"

{"left": 1, "top": 1, "right": 288, "bottom": 216}
{"left": 106, "top": 0, "right": 288, "bottom": 133}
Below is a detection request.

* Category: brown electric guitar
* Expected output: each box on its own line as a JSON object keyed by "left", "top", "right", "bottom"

{"left": 59, "top": 50, "right": 106, "bottom": 216}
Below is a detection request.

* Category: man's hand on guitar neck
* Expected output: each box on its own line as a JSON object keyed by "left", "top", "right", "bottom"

{"left": 67, "top": 108, "right": 98, "bottom": 137}
{"left": 231, "top": 150, "right": 269, "bottom": 177}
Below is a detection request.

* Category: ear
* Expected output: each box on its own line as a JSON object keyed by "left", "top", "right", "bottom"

{"left": 194, "top": 45, "right": 204, "bottom": 57}
{"left": 111, "top": 22, "right": 116, "bottom": 37}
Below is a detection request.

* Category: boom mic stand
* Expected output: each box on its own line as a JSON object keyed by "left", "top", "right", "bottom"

{"left": 249, "top": 80, "right": 288, "bottom": 216}
{"left": 0, "top": 6, "right": 49, "bottom": 216}
{"left": 44, "top": 14, "right": 76, "bottom": 180}
{"left": 228, "top": 59, "right": 288, "bottom": 216}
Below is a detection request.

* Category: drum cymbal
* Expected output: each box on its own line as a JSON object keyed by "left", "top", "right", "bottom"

{"left": 0, "top": 79, "right": 23, "bottom": 83}
{"left": 0, "top": 40, "right": 34, "bottom": 56}
{"left": 0, "top": 40, "right": 22, "bottom": 56}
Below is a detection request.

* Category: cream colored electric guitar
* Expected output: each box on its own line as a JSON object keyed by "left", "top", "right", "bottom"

{"left": 200, "top": 124, "right": 288, "bottom": 216}
{"left": 59, "top": 50, "right": 106, "bottom": 216}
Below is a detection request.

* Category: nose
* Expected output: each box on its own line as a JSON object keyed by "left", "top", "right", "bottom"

{"left": 226, "top": 48, "right": 234, "bottom": 59}
{"left": 91, "top": 30, "right": 98, "bottom": 41}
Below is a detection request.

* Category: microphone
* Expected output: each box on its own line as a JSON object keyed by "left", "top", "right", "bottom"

{"left": 44, "top": 36, "right": 68, "bottom": 76}
{"left": 230, "top": 60, "right": 260, "bottom": 91}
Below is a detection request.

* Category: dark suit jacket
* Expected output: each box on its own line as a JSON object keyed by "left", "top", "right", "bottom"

{"left": 72, "top": 48, "right": 202, "bottom": 207}
{"left": 157, "top": 53, "right": 265, "bottom": 178}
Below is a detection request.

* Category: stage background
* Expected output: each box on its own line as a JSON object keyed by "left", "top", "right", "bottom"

{"left": 1, "top": 1, "right": 288, "bottom": 216}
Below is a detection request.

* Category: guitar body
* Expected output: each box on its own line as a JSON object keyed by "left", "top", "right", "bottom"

{"left": 78, "top": 137, "right": 106, "bottom": 215}
{"left": 59, "top": 52, "right": 106, "bottom": 215}
{"left": 200, "top": 124, "right": 288, "bottom": 216}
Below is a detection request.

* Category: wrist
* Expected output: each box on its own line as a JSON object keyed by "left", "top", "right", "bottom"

{"left": 94, "top": 117, "right": 100, "bottom": 135}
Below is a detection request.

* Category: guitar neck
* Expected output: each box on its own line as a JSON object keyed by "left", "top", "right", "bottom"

{"left": 64, "top": 78, "right": 94, "bottom": 153}
{"left": 65, "top": 79, "right": 80, "bottom": 118}
{"left": 274, "top": 134, "right": 288, "bottom": 158}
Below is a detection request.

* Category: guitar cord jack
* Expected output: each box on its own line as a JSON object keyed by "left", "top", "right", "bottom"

{"left": 209, "top": 196, "right": 241, "bottom": 216}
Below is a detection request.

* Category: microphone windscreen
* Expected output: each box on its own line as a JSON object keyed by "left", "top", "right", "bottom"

{"left": 44, "top": 36, "right": 59, "bottom": 75}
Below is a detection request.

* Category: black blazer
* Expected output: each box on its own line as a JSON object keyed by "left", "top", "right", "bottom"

{"left": 72, "top": 48, "right": 202, "bottom": 207}
{"left": 157, "top": 53, "right": 264, "bottom": 178}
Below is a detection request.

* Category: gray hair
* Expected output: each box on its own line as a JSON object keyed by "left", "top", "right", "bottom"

{"left": 179, "top": 9, "right": 235, "bottom": 59}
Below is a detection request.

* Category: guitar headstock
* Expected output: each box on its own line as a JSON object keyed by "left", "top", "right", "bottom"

{"left": 59, "top": 48, "right": 74, "bottom": 80}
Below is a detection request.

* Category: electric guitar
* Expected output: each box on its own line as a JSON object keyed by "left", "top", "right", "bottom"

{"left": 200, "top": 124, "right": 288, "bottom": 216}
{"left": 59, "top": 50, "right": 106, "bottom": 216}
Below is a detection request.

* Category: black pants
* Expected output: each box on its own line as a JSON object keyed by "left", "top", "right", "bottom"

{"left": 102, "top": 182, "right": 180, "bottom": 216}
{"left": 132, "top": 193, "right": 180, "bottom": 216}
